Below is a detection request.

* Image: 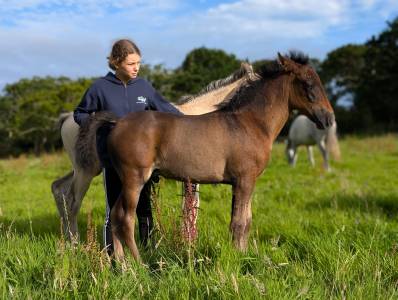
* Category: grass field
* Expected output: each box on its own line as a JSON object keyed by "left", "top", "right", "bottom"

{"left": 1, "top": 134, "right": 398, "bottom": 299}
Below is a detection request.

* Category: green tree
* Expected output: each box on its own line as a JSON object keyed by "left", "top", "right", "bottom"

{"left": 1, "top": 77, "right": 92, "bottom": 156}
{"left": 0, "top": 95, "right": 13, "bottom": 155}
{"left": 355, "top": 17, "right": 398, "bottom": 130}
{"left": 170, "top": 47, "right": 241, "bottom": 99}
{"left": 251, "top": 59, "right": 273, "bottom": 74}
{"left": 142, "top": 64, "right": 176, "bottom": 102}
{"left": 320, "top": 44, "right": 367, "bottom": 107}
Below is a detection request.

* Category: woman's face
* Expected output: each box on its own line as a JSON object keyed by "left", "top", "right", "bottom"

{"left": 116, "top": 53, "right": 141, "bottom": 80}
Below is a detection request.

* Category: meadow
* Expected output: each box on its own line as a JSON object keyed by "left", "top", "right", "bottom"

{"left": 0, "top": 135, "right": 397, "bottom": 299}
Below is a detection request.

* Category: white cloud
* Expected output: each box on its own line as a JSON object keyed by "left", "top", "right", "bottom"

{"left": 173, "top": 0, "right": 346, "bottom": 38}
{"left": 0, "top": 0, "right": 397, "bottom": 90}
{"left": 357, "top": 0, "right": 377, "bottom": 9}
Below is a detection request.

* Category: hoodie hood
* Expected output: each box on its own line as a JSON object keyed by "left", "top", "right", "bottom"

{"left": 104, "top": 72, "right": 139, "bottom": 85}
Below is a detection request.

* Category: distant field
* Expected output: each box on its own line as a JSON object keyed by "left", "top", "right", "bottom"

{"left": 1, "top": 135, "right": 398, "bottom": 299}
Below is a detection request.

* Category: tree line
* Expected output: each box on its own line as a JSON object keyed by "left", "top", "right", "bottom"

{"left": 0, "top": 17, "right": 397, "bottom": 156}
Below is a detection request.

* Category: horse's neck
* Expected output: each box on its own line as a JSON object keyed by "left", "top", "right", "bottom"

{"left": 176, "top": 78, "right": 245, "bottom": 115}
{"left": 243, "top": 75, "right": 291, "bottom": 142}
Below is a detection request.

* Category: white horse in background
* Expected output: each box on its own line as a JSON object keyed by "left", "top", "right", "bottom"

{"left": 286, "top": 115, "right": 341, "bottom": 171}
{"left": 51, "top": 63, "right": 259, "bottom": 241}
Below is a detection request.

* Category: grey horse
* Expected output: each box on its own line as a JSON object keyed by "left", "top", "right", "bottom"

{"left": 286, "top": 115, "right": 340, "bottom": 171}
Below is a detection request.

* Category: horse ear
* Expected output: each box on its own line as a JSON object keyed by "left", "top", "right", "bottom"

{"left": 241, "top": 61, "right": 259, "bottom": 81}
{"left": 277, "top": 52, "right": 287, "bottom": 67}
{"left": 241, "top": 61, "right": 252, "bottom": 72}
{"left": 277, "top": 52, "right": 285, "bottom": 63}
{"left": 277, "top": 52, "right": 298, "bottom": 73}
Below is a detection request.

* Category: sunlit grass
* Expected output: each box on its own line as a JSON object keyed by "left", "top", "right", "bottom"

{"left": 0, "top": 134, "right": 397, "bottom": 298}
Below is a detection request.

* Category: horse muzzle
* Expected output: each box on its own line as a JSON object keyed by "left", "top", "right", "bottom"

{"left": 312, "top": 109, "right": 335, "bottom": 130}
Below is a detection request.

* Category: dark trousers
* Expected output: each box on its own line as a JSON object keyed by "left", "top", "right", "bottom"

{"left": 103, "top": 166, "right": 154, "bottom": 256}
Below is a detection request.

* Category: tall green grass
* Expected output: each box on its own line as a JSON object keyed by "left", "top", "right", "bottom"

{"left": 0, "top": 135, "right": 397, "bottom": 299}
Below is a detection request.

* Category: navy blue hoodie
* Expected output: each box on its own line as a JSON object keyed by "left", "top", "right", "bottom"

{"left": 73, "top": 72, "right": 181, "bottom": 126}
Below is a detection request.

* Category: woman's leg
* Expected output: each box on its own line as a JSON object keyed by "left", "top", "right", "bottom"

{"left": 103, "top": 167, "right": 122, "bottom": 256}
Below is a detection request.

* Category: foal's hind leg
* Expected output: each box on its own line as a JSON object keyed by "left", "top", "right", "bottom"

{"left": 111, "top": 172, "right": 145, "bottom": 263}
{"left": 110, "top": 196, "right": 125, "bottom": 261}
{"left": 230, "top": 178, "right": 255, "bottom": 251}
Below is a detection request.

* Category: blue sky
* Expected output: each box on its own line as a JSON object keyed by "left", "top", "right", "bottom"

{"left": 0, "top": 0, "right": 397, "bottom": 91}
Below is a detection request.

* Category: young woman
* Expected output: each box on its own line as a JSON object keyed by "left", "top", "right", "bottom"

{"left": 73, "top": 39, "right": 181, "bottom": 255}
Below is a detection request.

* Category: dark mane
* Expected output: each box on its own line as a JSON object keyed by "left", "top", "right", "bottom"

{"left": 288, "top": 50, "right": 310, "bottom": 65}
{"left": 217, "top": 51, "right": 309, "bottom": 112}
{"left": 258, "top": 50, "right": 309, "bottom": 79}
{"left": 216, "top": 80, "right": 260, "bottom": 112}
{"left": 178, "top": 63, "right": 255, "bottom": 104}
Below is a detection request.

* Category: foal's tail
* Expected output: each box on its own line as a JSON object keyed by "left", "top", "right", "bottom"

{"left": 75, "top": 111, "right": 118, "bottom": 173}
{"left": 326, "top": 122, "right": 341, "bottom": 161}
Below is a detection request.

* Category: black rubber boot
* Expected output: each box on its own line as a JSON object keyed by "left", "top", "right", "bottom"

{"left": 138, "top": 216, "right": 154, "bottom": 246}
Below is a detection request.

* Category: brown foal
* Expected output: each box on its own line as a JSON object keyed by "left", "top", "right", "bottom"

{"left": 78, "top": 52, "right": 334, "bottom": 262}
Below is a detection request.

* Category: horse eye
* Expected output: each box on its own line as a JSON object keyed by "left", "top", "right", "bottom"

{"left": 301, "top": 81, "right": 311, "bottom": 89}
{"left": 308, "top": 87, "right": 316, "bottom": 102}
{"left": 308, "top": 91, "right": 316, "bottom": 102}
{"left": 304, "top": 82, "right": 316, "bottom": 101}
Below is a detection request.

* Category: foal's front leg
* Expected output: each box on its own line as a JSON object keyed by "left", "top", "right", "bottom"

{"left": 230, "top": 178, "right": 255, "bottom": 251}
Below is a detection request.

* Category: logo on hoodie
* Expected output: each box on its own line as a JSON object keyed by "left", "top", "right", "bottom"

{"left": 137, "top": 96, "right": 147, "bottom": 104}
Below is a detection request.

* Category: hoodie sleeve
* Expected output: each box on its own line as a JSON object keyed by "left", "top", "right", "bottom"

{"left": 73, "top": 85, "right": 102, "bottom": 126}
{"left": 147, "top": 84, "right": 182, "bottom": 115}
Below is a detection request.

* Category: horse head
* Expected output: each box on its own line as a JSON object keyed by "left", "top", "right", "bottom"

{"left": 278, "top": 52, "right": 334, "bottom": 129}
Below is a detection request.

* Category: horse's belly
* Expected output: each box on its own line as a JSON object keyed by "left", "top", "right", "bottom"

{"left": 298, "top": 137, "right": 316, "bottom": 145}
{"left": 156, "top": 156, "right": 227, "bottom": 183}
